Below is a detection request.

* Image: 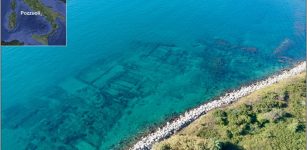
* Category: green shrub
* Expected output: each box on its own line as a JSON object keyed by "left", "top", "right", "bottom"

{"left": 263, "top": 130, "right": 275, "bottom": 138}
{"left": 288, "top": 121, "right": 300, "bottom": 133}
{"left": 282, "top": 90, "right": 290, "bottom": 101}
{"left": 254, "top": 99, "right": 286, "bottom": 113}
{"left": 213, "top": 109, "right": 228, "bottom": 125}
{"left": 227, "top": 109, "right": 253, "bottom": 126}
{"left": 214, "top": 140, "right": 223, "bottom": 150}
{"left": 248, "top": 122, "right": 262, "bottom": 132}
{"left": 237, "top": 114, "right": 253, "bottom": 125}
{"left": 257, "top": 115, "right": 269, "bottom": 127}
{"left": 288, "top": 120, "right": 305, "bottom": 133}
{"left": 225, "top": 130, "right": 233, "bottom": 139}
{"left": 161, "top": 144, "right": 172, "bottom": 150}
{"left": 237, "top": 104, "right": 253, "bottom": 115}
{"left": 258, "top": 109, "right": 286, "bottom": 123}
{"left": 286, "top": 81, "right": 306, "bottom": 95}
{"left": 263, "top": 92, "right": 279, "bottom": 101}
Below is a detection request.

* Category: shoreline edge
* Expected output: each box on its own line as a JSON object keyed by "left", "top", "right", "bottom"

{"left": 131, "top": 61, "right": 306, "bottom": 150}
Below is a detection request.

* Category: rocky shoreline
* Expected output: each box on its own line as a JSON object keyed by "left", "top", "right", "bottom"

{"left": 131, "top": 61, "right": 306, "bottom": 150}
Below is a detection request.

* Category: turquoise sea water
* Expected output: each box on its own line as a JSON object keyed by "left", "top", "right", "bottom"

{"left": 2, "top": 0, "right": 306, "bottom": 149}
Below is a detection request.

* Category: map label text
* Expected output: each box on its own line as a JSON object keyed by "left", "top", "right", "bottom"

{"left": 20, "top": 11, "right": 42, "bottom": 16}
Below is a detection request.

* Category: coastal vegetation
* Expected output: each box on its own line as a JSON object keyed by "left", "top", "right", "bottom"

{"left": 153, "top": 72, "right": 306, "bottom": 150}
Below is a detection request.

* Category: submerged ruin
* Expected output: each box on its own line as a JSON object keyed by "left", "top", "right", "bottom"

{"left": 3, "top": 38, "right": 290, "bottom": 149}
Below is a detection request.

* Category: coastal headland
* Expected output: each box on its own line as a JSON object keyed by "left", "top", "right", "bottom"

{"left": 131, "top": 61, "right": 306, "bottom": 150}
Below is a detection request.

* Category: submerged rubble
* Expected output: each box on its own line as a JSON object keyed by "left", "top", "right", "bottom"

{"left": 274, "top": 38, "right": 292, "bottom": 55}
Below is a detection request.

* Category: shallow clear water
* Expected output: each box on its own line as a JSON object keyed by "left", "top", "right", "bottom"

{"left": 2, "top": 0, "right": 306, "bottom": 149}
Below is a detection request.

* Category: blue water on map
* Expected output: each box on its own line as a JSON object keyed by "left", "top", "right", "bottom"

{"left": 2, "top": 0, "right": 306, "bottom": 149}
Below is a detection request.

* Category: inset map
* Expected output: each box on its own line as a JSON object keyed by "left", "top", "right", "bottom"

{"left": 1, "top": 0, "right": 66, "bottom": 46}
